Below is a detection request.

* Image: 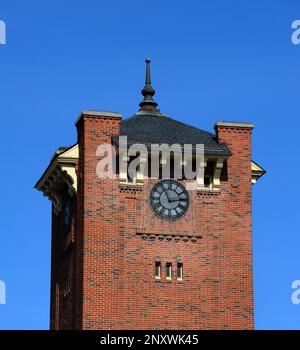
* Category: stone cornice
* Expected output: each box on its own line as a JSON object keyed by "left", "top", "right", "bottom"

{"left": 35, "top": 143, "right": 265, "bottom": 214}
{"left": 215, "top": 121, "right": 254, "bottom": 129}
{"left": 35, "top": 145, "right": 78, "bottom": 214}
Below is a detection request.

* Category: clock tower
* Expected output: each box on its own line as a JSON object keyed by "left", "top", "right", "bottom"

{"left": 35, "top": 59, "right": 265, "bottom": 330}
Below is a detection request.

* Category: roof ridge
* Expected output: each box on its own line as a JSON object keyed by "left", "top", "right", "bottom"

{"left": 162, "top": 115, "right": 216, "bottom": 137}
{"left": 124, "top": 113, "right": 216, "bottom": 137}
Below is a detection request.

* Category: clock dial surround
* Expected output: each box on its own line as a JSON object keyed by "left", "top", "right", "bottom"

{"left": 150, "top": 180, "right": 189, "bottom": 220}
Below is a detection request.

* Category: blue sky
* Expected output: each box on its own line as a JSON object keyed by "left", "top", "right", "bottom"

{"left": 0, "top": 0, "right": 299, "bottom": 329}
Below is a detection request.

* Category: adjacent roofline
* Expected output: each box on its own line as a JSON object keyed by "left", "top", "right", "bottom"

{"left": 252, "top": 160, "right": 267, "bottom": 175}
{"left": 34, "top": 144, "right": 78, "bottom": 190}
{"left": 251, "top": 160, "right": 266, "bottom": 184}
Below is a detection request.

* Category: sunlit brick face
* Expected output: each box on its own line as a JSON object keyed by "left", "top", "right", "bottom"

{"left": 48, "top": 114, "right": 253, "bottom": 330}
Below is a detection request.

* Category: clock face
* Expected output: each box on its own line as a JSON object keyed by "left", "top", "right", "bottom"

{"left": 150, "top": 180, "right": 189, "bottom": 220}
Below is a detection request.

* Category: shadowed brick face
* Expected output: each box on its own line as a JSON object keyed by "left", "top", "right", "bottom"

{"left": 50, "top": 114, "right": 254, "bottom": 330}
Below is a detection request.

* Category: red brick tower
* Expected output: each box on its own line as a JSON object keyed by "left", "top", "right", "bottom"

{"left": 35, "top": 59, "right": 265, "bottom": 330}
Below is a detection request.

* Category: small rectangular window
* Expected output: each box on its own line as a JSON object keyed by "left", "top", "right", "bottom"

{"left": 166, "top": 263, "right": 172, "bottom": 280}
{"left": 177, "top": 263, "right": 183, "bottom": 280}
{"left": 155, "top": 262, "right": 161, "bottom": 279}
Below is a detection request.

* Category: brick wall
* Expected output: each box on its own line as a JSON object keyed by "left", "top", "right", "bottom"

{"left": 214, "top": 123, "right": 254, "bottom": 329}
{"left": 52, "top": 115, "right": 254, "bottom": 330}
{"left": 76, "top": 113, "right": 123, "bottom": 329}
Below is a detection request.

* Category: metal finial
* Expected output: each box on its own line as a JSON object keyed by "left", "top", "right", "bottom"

{"left": 145, "top": 58, "right": 151, "bottom": 85}
{"left": 139, "top": 58, "right": 158, "bottom": 111}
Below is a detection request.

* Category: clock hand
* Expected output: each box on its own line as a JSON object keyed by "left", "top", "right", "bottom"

{"left": 166, "top": 190, "right": 179, "bottom": 202}
{"left": 165, "top": 189, "right": 171, "bottom": 202}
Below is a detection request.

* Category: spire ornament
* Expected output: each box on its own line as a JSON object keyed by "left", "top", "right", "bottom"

{"left": 139, "top": 58, "right": 159, "bottom": 111}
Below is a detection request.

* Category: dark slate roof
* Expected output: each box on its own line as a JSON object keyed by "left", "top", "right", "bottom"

{"left": 113, "top": 111, "right": 231, "bottom": 156}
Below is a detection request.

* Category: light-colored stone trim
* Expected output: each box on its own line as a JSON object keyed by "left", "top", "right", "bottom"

{"left": 136, "top": 153, "right": 148, "bottom": 185}
{"left": 35, "top": 146, "right": 78, "bottom": 214}
{"left": 38, "top": 164, "right": 76, "bottom": 214}
{"left": 35, "top": 142, "right": 266, "bottom": 213}
{"left": 212, "top": 159, "right": 224, "bottom": 190}
{"left": 196, "top": 158, "right": 207, "bottom": 189}
{"left": 215, "top": 121, "right": 254, "bottom": 129}
{"left": 251, "top": 160, "right": 266, "bottom": 184}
